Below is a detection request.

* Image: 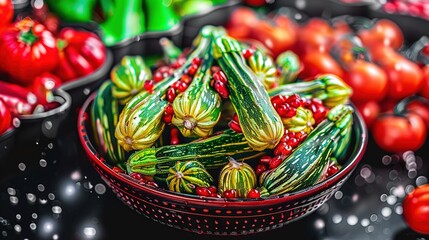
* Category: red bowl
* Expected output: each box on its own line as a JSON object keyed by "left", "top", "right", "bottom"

{"left": 77, "top": 92, "right": 368, "bottom": 236}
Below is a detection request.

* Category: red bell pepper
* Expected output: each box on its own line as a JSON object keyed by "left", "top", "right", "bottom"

{"left": 0, "top": 80, "right": 38, "bottom": 115}
{"left": 55, "top": 27, "right": 106, "bottom": 82}
{"left": 0, "top": 98, "right": 12, "bottom": 135}
{"left": 0, "top": 17, "right": 59, "bottom": 86}
{"left": 0, "top": 0, "right": 13, "bottom": 31}
{"left": 30, "top": 72, "right": 62, "bottom": 106}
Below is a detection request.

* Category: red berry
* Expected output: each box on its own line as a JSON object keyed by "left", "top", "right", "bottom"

{"left": 228, "top": 120, "right": 242, "bottom": 133}
{"left": 165, "top": 104, "right": 174, "bottom": 115}
{"left": 167, "top": 87, "right": 176, "bottom": 102}
{"left": 242, "top": 48, "right": 255, "bottom": 59}
{"left": 130, "top": 172, "right": 143, "bottom": 181}
{"left": 259, "top": 155, "right": 272, "bottom": 165}
{"left": 196, "top": 187, "right": 212, "bottom": 197}
{"left": 326, "top": 164, "right": 339, "bottom": 177}
{"left": 214, "top": 80, "right": 229, "bottom": 98}
{"left": 177, "top": 81, "right": 188, "bottom": 92}
{"left": 247, "top": 189, "right": 261, "bottom": 199}
{"left": 180, "top": 74, "right": 192, "bottom": 84}
{"left": 192, "top": 57, "right": 202, "bottom": 66}
{"left": 223, "top": 189, "right": 237, "bottom": 198}
{"left": 269, "top": 155, "right": 284, "bottom": 169}
{"left": 187, "top": 63, "right": 199, "bottom": 76}
{"left": 153, "top": 71, "right": 164, "bottom": 82}
{"left": 144, "top": 79, "right": 155, "bottom": 92}
{"left": 213, "top": 70, "right": 228, "bottom": 84}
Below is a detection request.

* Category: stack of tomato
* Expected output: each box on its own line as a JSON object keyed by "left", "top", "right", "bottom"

{"left": 0, "top": 0, "right": 107, "bottom": 136}
{"left": 226, "top": 6, "right": 429, "bottom": 154}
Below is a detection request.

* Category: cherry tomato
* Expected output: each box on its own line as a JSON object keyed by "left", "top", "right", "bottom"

{"left": 355, "top": 101, "right": 380, "bottom": 130}
{"left": 343, "top": 60, "right": 388, "bottom": 103}
{"left": 372, "top": 111, "right": 426, "bottom": 153}
{"left": 376, "top": 51, "right": 423, "bottom": 101}
{"left": 420, "top": 64, "right": 429, "bottom": 99}
{"left": 295, "top": 27, "right": 332, "bottom": 55}
{"left": 358, "top": 19, "right": 404, "bottom": 50}
{"left": 299, "top": 52, "right": 344, "bottom": 80}
{"left": 402, "top": 184, "right": 429, "bottom": 235}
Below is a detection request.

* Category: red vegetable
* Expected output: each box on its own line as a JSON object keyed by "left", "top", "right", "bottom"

{"left": 0, "top": 0, "right": 13, "bottom": 31}
{"left": 402, "top": 184, "right": 429, "bottom": 235}
{"left": 0, "top": 17, "right": 59, "bottom": 85}
{"left": 0, "top": 80, "right": 38, "bottom": 115}
{"left": 372, "top": 96, "right": 427, "bottom": 153}
{"left": 0, "top": 98, "right": 12, "bottom": 135}
{"left": 358, "top": 18, "right": 404, "bottom": 50}
{"left": 54, "top": 27, "right": 106, "bottom": 82}
{"left": 30, "top": 72, "right": 62, "bottom": 106}
{"left": 355, "top": 101, "right": 380, "bottom": 130}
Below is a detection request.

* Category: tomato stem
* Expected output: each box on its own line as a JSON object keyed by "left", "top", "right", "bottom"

{"left": 393, "top": 94, "right": 429, "bottom": 116}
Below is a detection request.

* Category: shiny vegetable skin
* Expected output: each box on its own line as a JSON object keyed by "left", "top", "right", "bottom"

{"left": 402, "top": 184, "right": 429, "bottom": 235}
{"left": 213, "top": 36, "right": 284, "bottom": 151}
{"left": 259, "top": 104, "right": 354, "bottom": 197}
{"left": 127, "top": 129, "right": 264, "bottom": 176}
{"left": 268, "top": 74, "right": 352, "bottom": 108}
{"left": 0, "top": 98, "right": 12, "bottom": 135}
{"left": 111, "top": 55, "right": 151, "bottom": 105}
{"left": 217, "top": 157, "right": 257, "bottom": 198}
{"left": 0, "top": 18, "right": 59, "bottom": 85}
{"left": 166, "top": 160, "right": 214, "bottom": 194}
{"left": 115, "top": 27, "right": 213, "bottom": 151}
{"left": 0, "top": 80, "right": 38, "bottom": 115}
{"left": 172, "top": 36, "right": 222, "bottom": 138}
{"left": 55, "top": 27, "right": 106, "bottom": 82}
{"left": 91, "top": 80, "right": 127, "bottom": 170}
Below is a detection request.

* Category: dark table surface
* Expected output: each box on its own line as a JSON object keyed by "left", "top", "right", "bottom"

{"left": 0, "top": 117, "right": 429, "bottom": 240}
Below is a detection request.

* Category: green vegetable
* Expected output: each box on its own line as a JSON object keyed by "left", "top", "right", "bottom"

{"left": 259, "top": 104, "right": 354, "bottom": 197}
{"left": 166, "top": 160, "right": 214, "bottom": 194}
{"left": 213, "top": 36, "right": 284, "bottom": 151}
{"left": 127, "top": 129, "right": 264, "bottom": 176}
{"left": 246, "top": 49, "right": 277, "bottom": 90}
{"left": 268, "top": 74, "right": 352, "bottom": 108}
{"left": 91, "top": 80, "right": 127, "bottom": 170}
{"left": 218, "top": 157, "right": 257, "bottom": 198}
{"left": 276, "top": 50, "right": 301, "bottom": 85}
{"left": 111, "top": 55, "right": 152, "bottom": 105}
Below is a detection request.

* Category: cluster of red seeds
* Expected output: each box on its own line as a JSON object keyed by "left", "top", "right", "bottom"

{"left": 254, "top": 129, "right": 308, "bottom": 176}
{"left": 128, "top": 172, "right": 159, "bottom": 187}
{"left": 210, "top": 67, "right": 229, "bottom": 99}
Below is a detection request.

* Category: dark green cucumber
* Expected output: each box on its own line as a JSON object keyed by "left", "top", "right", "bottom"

{"left": 213, "top": 36, "right": 284, "bottom": 151}
{"left": 127, "top": 129, "right": 265, "bottom": 176}
{"left": 91, "top": 80, "right": 128, "bottom": 170}
{"left": 259, "top": 104, "right": 354, "bottom": 197}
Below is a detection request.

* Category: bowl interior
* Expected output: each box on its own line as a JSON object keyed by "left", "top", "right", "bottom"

{"left": 78, "top": 91, "right": 368, "bottom": 204}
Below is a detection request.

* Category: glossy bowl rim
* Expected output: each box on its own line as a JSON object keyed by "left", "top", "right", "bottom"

{"left": 18, "top": 88, "right": 72, "bottom": 122}
{"left": 78, "top": 92, "right": 368, "bottom": 208}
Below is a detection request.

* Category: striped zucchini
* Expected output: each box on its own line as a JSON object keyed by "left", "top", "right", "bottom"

{"left": 172, "top": 28, "right": 223, "bottom": 138}
{"left": 213, "top": 36, "right": 284, "bottom": 151}
{"left": 115, "top": 27, "right": 214, "bottom": 152}
{"left": 276, "top": 50, "right": 301, "bottom": 85}
{"left": 91, "top": 80, "right": 128, "bottom": 170}
{"left": 268, "top": 74, "right": 352, "bottom": 108}
{"left": 246, "top": 49, "right": 277, "bottom": 90}
{"left": 111, "top": 55, "right": 152, "bottom": 105}
{"left": 166, "top": 160, "right": 214, "bottom": 194}
{"left": 126, "top": 129, "right": 265, "bottom": 176}
{"left": 218, "top": 157, "right": 257, "bottom": 198}
{"left": 258, "top": 104, "right": 354, "bottom": 197}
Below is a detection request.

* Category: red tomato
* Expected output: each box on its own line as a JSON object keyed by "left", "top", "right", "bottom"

{"left": 344, "top": 60, "right": 388, "bottom": 103}
{"left": 420, "top": 65, "right": 429, "bottom": 99}
{"left": 402, "top": 184, "right": 429, "bottom": 235}
{"left": 0, "top": 0, "right": 13, "bottom": 29}
{"left": 372, "top": 111, "right": 426, "bottom": 153}
{"left": 377, "top": 52, "right": 423, "bottom": 101}
{"left": 295, "top": 18, "right": 333, "bottom": 55}
{"left": 355, "top": 101, "right": 380, "bottom": 130}
{"left": 407, "top": 101, "right": 429, "bottom": 130}
{"left": 226, "top": 7, "right": 259, "bottom": 40}
{"left": 299, "top": 52, "right": 344, "bottom": 80}
{"left": 250, "top": 20, "right": 297, "bottom": 58}
{"left": 0, "top": 98, "right": 12, "bottom": 135}
{"left": 0, "top": 17, "right": 59, "bottom": 85}
{"left": 358, "top": 19, "right": 404, "bottom": 50}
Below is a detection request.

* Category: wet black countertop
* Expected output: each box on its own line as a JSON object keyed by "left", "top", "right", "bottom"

{"left": 1, "top": 121, "right": 429, "bottom": 240}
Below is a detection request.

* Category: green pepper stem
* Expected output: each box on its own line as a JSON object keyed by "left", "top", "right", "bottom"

{"left": 19, "top": 27, "right": 38, "bottom": 45}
